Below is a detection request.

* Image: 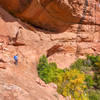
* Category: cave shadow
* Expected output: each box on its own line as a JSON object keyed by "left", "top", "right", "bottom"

{"left": 0, "top": 6, "right": 37, "bottom": 33}
{"left": 0, "top": 5, "right": 63, "bottom": 34}
{"left": 36, "top": 0, "right": 90, "bottom": 34}
{"left": 0, "top": 5, "right": 79, "bottom": 34}
{"left": 0, "top": 0, "right": 92, "bottom": 35}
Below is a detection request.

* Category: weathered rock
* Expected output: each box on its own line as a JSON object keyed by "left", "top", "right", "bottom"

{"left": 49, "top": 83, "right": 57, "bottom": 89}
{"left": 0, "top": 7, "right": 67, "bottom": 100}
{"left": 0, "top": 83, "right": 31, "bottom": 100}
{"left": 0, "top": 35, "right": 10, "bottom": 44}
{"left": 92, "top": 43, "right": 100, "bottom": 54}
{"left": 77, "top": 33, "right": 93, "bottom": 42}
{"left": 47, "top": 44, "right": 62, "bottom": 57}
{"left": 0, "top": 0, "right": 100, "bottom": 32}
{"left": 0, "top": 1, "right": 100, "bottom": 100}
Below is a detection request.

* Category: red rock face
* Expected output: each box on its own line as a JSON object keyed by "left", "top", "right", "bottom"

{"left": 0, "top": 7, "right": 66, "bottom": 100}
{"left": 0, "top": 1, "right": 100, "bottom": 99}
{"left": 0, "top": 0, "right": 99, "bottom": 32}
{"left": 0, "top": 0, "right": 99, "bottom": 72}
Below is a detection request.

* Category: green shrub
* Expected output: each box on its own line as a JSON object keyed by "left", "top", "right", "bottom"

{"left": 70, "top": 59, "right": 84, "bottom": 71}
{"left": 87, "top": 55, "right": 100, "bottom": 67}
{"left": 37, "top": 55, "right": 51, "bottom": 83}
{"left": 52, "top": 67, "right": 64, "bottom": 84}
{"left": 37, "top": 55, "right": 64, "bottom": 83}
{"left": 85, "top": 75, "right": 95, "bottom": 88}
{"left": 88, "top": 90, "right": 100, "bottom": 100}
{"left": 94, "top": 74, "right": 100, "bottom": 89}
{"left": 87, "top": 55, "right": 98, "bottom": 65}
{"left": 87, "top": 55, "right": 100, "bottom": 89}
{"left": 70, "top": 58, "right": 92, "bottom": 73}
{"left": 37, "top": 55, "right": 49, "bottom": 71}
{"left": 37, "top": 54, "right": 100, "bottom": 100}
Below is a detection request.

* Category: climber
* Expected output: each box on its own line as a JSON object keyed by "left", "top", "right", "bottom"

{"left": 14, "top": 54, "right": 18, "bottom": 65}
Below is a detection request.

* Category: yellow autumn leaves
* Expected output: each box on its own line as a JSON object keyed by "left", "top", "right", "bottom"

{"left": 57, "top": 69, "right": 88, "bottom": 100}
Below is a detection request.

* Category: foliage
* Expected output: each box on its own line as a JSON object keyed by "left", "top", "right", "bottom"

{"left": 70, "top": 59, "right": 85, "bottom": 71}
{"left": 38, "top": 55, "right": 52, "bottom": 83}
{"left": 87, "top": 55, "right": 100, "bottom": 89}
{"left": 88, "top": 90, "right": 100, "bottom": 100}
{"left": 37, "top": 54, "right": 100, "bottom": 100}
{"left": 94, "top": 74, "right": 100, "bottom": 89}
{"left": 37, "top": 55, "right": 64, "bottom": 83}
{"left": 87, "top": 55, "right": 100, "bottom": 69}
{"left": 37, "top": 55, "right": 48, "bottom": 71}
{"left": 57, "top": 69, "right": 88, "bottom": 100}
{"left": 85, "top": 75, "right": 94, "bottom": 88}
{"left": 70, "top": 58, "right": 92, "bottom": 73}
{"left": 87, "top": 55, "right": 98, "bottom": 66}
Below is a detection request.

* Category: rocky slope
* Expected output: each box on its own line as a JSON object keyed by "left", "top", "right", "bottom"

{"left": 0, "top": 0, "right": 100, "bottom": 100}
{"left": 0, "top": 7, "right": 66, "bottom": 100}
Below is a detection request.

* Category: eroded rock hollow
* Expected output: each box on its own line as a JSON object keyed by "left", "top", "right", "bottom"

{"left": 0, "top": 0, "right": 100, "bottom": 32}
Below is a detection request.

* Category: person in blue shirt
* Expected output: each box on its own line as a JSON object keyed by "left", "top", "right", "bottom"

{"left": 14, "top": 54, "right": 18, "bottom": 65}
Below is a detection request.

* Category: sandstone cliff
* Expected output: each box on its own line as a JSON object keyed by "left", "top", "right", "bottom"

{"left": 0, "top": 0, "right": 100, "bottom": 100}
{"left": 0, "top": 7, "right": 66, "bottom": 100}
{"left": 0, "top": 0, "right": 100, "bottom": 32}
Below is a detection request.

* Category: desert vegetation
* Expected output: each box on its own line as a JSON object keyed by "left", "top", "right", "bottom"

{"left": 37, "top": 55, "right": 100, "bottom": 100}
